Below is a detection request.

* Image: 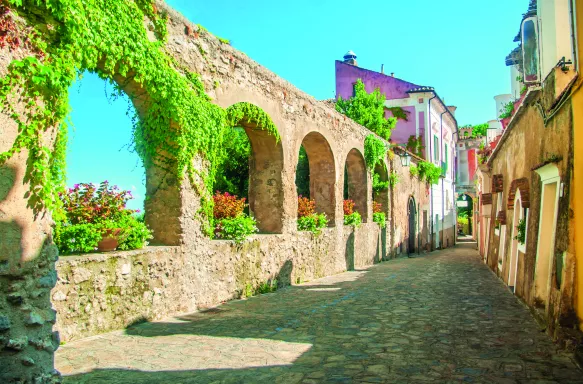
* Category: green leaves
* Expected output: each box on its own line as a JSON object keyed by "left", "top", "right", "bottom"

{"left": 364, "top": 134, "right": 387, "bottom": 171}
{"left": 336, "top": 79, "right": 396, "bottom": 140}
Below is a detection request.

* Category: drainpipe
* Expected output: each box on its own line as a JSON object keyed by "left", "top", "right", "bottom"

{"left": 428, "top": 94, "right": 437, "bottom": 251}
{"left": 440, "top": 110, "right": 447, "bottom": 249}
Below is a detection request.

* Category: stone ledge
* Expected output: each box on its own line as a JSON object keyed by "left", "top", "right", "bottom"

{"left": 56, "top": 246, "right": 181, "bottom": 265}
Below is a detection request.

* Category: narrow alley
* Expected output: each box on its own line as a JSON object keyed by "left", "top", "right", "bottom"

{"left": 56, "top": 244, "right": 582, "bottom": 383}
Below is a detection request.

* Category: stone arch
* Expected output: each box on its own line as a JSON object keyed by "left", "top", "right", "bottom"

{"left": 373, "top": 160, "right": 389, "bottom": 216}
{"left": 507, "top": 177, "right": 530, "bottom": 210}
{"left": 345, "top": 148, "right": 368, "bottom": 222}
{"left": 299, "top": 132, "right": 336, "bottom": 225}
{"left": 225, "top": 102, "right": 284, "bottom": 233}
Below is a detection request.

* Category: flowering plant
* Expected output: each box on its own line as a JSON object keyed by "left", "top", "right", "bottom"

{"left": 373, "top": 201, "right": 382, "bottom": 214}
{"left": 297, "top": 196, "right": 327, "bottom": 235}
{"left": 213, "top": 191, "right": 257, "bottom": 243}
{"left": 297, "top": 196, "right": 316, "bottom": 218}
{"left": 54, "top": 181, "right": 151, "bottom": 254}
{"left": 59, "top": 181, "right": 138, "bottom": 224}
{"left": 343, "top": 199, "right": 361, "bottom": 227}
{"left": 213, "top": 191, "right": 246, "bottom": 219}
{"left": 343, "top": 199, "right": 355, "bottom": 215}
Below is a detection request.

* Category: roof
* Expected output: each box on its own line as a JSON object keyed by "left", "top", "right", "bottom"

{"left": 407, "top": 86, "right": 435, "bottom": 94}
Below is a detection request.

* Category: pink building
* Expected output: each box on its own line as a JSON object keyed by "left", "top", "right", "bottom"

{"left": 335, "top": 52, "right": 459, "bottom": 249}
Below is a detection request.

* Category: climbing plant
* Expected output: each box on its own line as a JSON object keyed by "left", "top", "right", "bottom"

{"left": 0, "top": 1, "right": 278, "bottom": 236}
{"left": 336, "top": 79, "right": 397, "bottom": 140}
{"left": 410, "top": 161, "right": 441, "bottom": 185}
{"left": 364, "top": 134, "right": 387, "bottom": 171}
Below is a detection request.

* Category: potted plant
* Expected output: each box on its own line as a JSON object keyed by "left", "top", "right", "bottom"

{"left": 54, "top": 181, "right": 152, "bottom": 254}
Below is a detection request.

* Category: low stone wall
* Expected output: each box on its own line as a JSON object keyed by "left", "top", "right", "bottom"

{"left": 53, "top": 223, "right": 388, "bottom": 342}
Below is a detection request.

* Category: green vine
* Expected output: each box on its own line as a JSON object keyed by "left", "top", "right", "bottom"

{"left": 388, "top": 170, "right": 400, "bottom": 187}
{"left": 0, "top": 0, "right": 277, "bottom": 235}
{"left": 387, "top": 106, "right": 409, "bottom": 121}
{"left": 410, "top": 161, "right": 441, "bottom": 185}
{"left": 364, "top": 134, "right": 387, "bottom": 171}
{"left": 225, "top": 102, "right": 279, "bottom": 140}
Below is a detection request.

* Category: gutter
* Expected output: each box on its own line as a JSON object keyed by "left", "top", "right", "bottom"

{"left": 440, "top": 110, "right": 447, "bottom": 249}
{"left": 428, "top": 94, "right": 437, "bottom": 251}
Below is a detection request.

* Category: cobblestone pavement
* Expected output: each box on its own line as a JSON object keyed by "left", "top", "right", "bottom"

{"left": 56, "top": 243, "right": 583, "bottom": 383}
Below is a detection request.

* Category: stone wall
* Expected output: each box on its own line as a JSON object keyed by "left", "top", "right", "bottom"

{"left": 53, "top": 224, "right": 388, "bottom": 342}
{"left": 0, "top": 1, "right": 431, "bottom": 380}
{"left": 480, "top": 67, "right": 578, "bottom": 345}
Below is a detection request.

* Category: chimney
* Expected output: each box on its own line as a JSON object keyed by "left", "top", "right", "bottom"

{"left": 381, "top": 64, "right": 384, "bottom": 74}
{"left": 343, "top": 50, "right": 358, "bottom": 66}
{"left": 447, "top": 106, "right": 457, "bottom": 116}
{"left": 390, "top": 72, "right": 395, "bottom": 77}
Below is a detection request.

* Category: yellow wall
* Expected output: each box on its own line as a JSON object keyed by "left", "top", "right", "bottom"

{"left": 573, "top": 0, "right": 583, "bottom": 331}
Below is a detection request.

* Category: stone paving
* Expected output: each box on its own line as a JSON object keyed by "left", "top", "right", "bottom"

{"left": 56, "top": 243, "right": 583, "bottom": 383}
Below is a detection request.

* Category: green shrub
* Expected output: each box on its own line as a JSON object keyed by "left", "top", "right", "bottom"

{"left": 115, "top": 216, "right": 153, "bottom": 251}
{"left": 344, "top": 212, "right": 362, "bottom": 227}
{"left": 258, "top": 279, "right": 278, "bottom": 294}
{"left": 214, "top": 215, "right": 258, "bottom": 243}
{"left": 373, "top": 212, "right": 386, "bottom": 228}
{"left": 515, "top": 218, "right": 526, "bottom": 245}
{"left": 297, "top": 213, "right": 328, "bottom": 235}
{"left": 54, "top": 223, "right": 102, "bottom": 254}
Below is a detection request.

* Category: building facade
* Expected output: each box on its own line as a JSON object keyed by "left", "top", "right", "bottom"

{"left": 476, "top": 0, "right": 583, "bottom": 351}
{"left": 335, "top": 56, "right": 458, "bottom": 250}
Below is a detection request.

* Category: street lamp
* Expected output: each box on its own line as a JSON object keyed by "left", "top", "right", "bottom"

{"left": 400, "top": 152, "right": 411, "bottom": 167}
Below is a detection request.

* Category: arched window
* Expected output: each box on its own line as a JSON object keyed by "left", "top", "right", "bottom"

{"left": 296, "top": 132, "right": 336, "bottom": 225}
{"left": 508, "top": 189, "right": 528, "bottom": 292}
{"left": 344, "top": 148, "right": 368, "bottom": 222}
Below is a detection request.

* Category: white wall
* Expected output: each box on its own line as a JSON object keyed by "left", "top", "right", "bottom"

{"left": 538, "top": 0, "right": 574, "bottom": 80}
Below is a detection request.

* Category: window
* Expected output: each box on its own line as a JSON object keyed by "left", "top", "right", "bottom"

{"left": 433, "top": 135, "right": 439, "bottom": 163}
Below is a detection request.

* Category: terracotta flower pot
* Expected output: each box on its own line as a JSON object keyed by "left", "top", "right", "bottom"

{"left": 97, "top": 228, "right": 122, "bottom": 252}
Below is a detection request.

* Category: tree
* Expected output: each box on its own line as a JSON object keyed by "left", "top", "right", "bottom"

{"left": 335, "top": 79, "right": 397, "bottom": 140}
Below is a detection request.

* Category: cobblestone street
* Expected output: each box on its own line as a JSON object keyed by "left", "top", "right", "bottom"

{"left": 56, "top": 243, "right": 582, "bottom": 383}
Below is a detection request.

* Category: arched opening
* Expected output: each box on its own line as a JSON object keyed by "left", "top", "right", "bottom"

{"left": 534, "top": 164, "right": 560, "bottom": 306}
{"left": 296, "top": 132, "right": 336, "bottom": 225}
{"left": 408, "top": 197, "right": 417, "bottom": 254}
{"left": 344, "top": 148, "right": 368, "bottom": 223}
{"left": 53, "top": 72, "right": 151, "bottom": 255}
{"left": 373, "top": 161, "right": 389, "bottom": 217}
{"left": 223, "top": 103, "right": 284, "bottom": 234}
{"left": 68, "top": 72, "right": 145, "bottom": 209}
{"left": 456, "top": 194, "right": 474, "bottom": 237}
{"left": 508, "top": 189, "right": 528, "bottom": 292}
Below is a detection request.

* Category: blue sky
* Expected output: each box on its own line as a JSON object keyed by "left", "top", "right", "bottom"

{"left": 66, "top": 0, "right": 527, "bottom": 210}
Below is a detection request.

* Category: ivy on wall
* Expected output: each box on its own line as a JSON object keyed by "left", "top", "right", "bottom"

{"left": 364, "top": 134, "right": 387, "bottom": 171}
{"left": 0, "top": 1, "right": 278, "bottom": 235}
{"left": 409, "top": 161, "right": 441, "bottom": 185}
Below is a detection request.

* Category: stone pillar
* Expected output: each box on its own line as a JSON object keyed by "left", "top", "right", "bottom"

{"left": 1, "top": 153, "right": 61, "bottom": 382}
